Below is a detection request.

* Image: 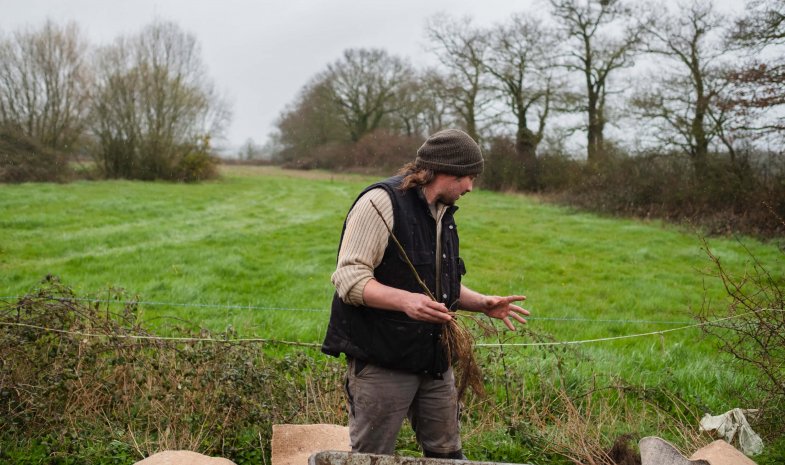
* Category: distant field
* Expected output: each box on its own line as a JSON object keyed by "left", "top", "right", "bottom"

{"left": 2, "top": 164, "right": 783, "bottom": 412}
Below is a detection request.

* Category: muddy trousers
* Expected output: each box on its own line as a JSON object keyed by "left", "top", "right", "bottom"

{"left": 344, "top": 358, "right": 463, "bottom": 458}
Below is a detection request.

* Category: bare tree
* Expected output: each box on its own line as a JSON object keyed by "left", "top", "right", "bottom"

{"left": 417, "top": 69, "right": 452, "bottom": 135}
{"left": 550, "top": 0, "right": 645, "bottom": 162}
{"left": 389, "top": 68, "right": 453, "bottom": 138}
{"left": 91, "top": 21, "right": 230, "bottom": 180}
{"left": 732, "top": 0, "right": 785, "bottom": 47}
{"left": 388, "top": 70, "right": 456, "bottom": 139}
{"left": 324, "top": 48, "right": 413, "bottom": 142}
{"left": 273, "top": 74, "right": 349, "bottom": 164}
{"left": 0, "top": 20, "right": 91, "bottom": 153}
{"left": 632, "top": 0, "right": 732, "bottom": 177}
{"left": 240, "top": 138, "right": 263, "bottom": 160}
{"left": 425, "top": 16, "right": 493, "bottom": 141}
{"left": 725, "top": 0, "right": 785, "bottom": 140}
{"left": 485, "top": 13, "right": 559, "bottom": 189}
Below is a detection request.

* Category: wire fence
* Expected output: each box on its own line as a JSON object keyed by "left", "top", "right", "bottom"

{"left": 0, "top": 295, "right": 695, "bottom": 323}
{"left": 3, "top": 294, "right": 779, "bottom": 349}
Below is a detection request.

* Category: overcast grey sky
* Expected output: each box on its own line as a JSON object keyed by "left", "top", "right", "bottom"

{"left": 1, "top": 0, "right": 744, "bottom": 152}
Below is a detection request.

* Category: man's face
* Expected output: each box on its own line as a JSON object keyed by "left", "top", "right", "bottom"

{"left": 432, "top": 174, "right": 476, "bottom": 205}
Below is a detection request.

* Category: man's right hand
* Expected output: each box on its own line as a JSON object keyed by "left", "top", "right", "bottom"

{"left": 401, "top": 292, "right": 453, "bottom": 323}
{"left": 362, "top": 279, "right": 452, "bottom": 324}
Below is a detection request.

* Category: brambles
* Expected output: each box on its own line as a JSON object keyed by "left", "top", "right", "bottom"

{"left": 0, "top": 129, "right": 70, "bottom": 183}
{"left": 0, "top": 276, "right": 344, "bottom": 463}
{"left": 698, "top": 237, "right": 785, "bottom": 436}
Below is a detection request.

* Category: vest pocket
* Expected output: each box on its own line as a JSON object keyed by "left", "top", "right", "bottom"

{"left": 409, "top": 249, "right": 436, "bottom": 298}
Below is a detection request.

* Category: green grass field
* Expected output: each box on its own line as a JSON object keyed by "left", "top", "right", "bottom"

{"left": 2, "top": 165, "right": 783, "bottom": 416}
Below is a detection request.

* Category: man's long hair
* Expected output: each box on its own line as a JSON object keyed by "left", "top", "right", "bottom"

{"left": 397, "top": 162, "right": 435, "bottom": 191}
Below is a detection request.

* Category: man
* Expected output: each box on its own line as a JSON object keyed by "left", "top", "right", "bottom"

{"left": 321, "top": 128, "right": 529, "bottom": 458}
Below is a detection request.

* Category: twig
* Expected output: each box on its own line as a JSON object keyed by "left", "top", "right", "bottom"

{"left": 260, "top": 432, "right": 268, "bottom": 465}
{"left": 369, "top": 200, "right": 435, "bottom": 301}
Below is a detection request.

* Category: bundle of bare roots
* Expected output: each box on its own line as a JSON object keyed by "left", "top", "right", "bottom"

{"left": 444, "top": 314, "right": 489, "bottom": 399}
{"left": 370, "top": 201, "right": 490, "bottom": 399}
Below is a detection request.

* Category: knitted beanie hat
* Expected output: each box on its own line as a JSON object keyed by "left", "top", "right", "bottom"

{"left": 415, "top": 129, "right": 484, "bottom": 176}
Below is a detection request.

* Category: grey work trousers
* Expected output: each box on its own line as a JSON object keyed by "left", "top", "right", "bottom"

{"left": 344, "top": 358, "right": 462, "bottom": 457}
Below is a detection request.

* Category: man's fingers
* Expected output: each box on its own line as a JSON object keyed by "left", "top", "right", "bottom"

{"left": 415, "top": 310, "right": 449, "bottom": 324}
{"left": 512, "top": 305, "right": 530, "bottom": 316}
{"left": 429, "top": 310, "right": 452, "bottom": 322}
{"left": 502, "top": 317, "right": 516, "bottom": 331}
{"left": 503, "top": 295, "right": 526, "bottom": 304}
{"left": 511, "top": 312, "right": 528, "bottom": 324}
{"left": 503, "top": 314, "right": 528, "bottom": 330}
{"left": 422, "top": 301, "right": 451, "bottom": 322}
{"left": 503, "top": 302, "right": 529, "bottom": 330}
{"left": 427, "top": 300, "right": 449, "bottom": 312}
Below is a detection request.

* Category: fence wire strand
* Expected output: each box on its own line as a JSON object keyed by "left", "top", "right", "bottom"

{"left": 2, "top": 297, "right": 780, "bottom": 348}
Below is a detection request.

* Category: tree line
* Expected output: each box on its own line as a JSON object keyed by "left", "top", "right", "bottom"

{"left": 0, "top": 20, "right": 228, "bottom": 182}
{"left": 271, "top": 1, "right": 782, "bottom": 182}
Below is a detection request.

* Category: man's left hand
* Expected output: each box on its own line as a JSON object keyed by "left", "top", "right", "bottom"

{"left": 481, "top": 295, "right": 529, "bottom": 330}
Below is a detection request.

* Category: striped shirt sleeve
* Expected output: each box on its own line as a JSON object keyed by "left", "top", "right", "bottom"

{"left": 331, "top": 188, "right": 394, "bottom": 306}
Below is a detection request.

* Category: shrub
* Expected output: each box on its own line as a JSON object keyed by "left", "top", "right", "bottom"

{"left": 698, "top": 237, "right": 785, "bottom": 438}
{"left": 0, "top": 276, "right": 344, "bottom": 464}
{"left": 556, "top": 150, "right": 785, "bottom": 237}
{"left": 537, "top": 153, "right": 582, "bottom": 193}
{"left": 0, "top": 128, "right": 70, "bottom": 183}
{"left": 481, "top": 135, "right": 581, "bottom": 193}
{"left": 481, "top": 136, "right": 520, "bottom": 192}
{"left": 174, "top": 143, "right": 219, "bottom": 183}
{"left": 307, "top": 141, "right": 353, "bottom": 170}
{"left": 90, "top": 22, "right": 229, "bottom": 182}
{"left": 276, "top": 130, "right": 423, "bottom": 174}
{"left": 347, "top": 130, "right": 422, "bottom": 173}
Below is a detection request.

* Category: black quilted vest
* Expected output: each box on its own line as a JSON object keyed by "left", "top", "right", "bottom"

{"left": 321, "top": 175, "right": 465, "bottom": 377}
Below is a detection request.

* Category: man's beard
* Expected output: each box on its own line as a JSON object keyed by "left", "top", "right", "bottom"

{"left": 437, "top": 193, "right": 458, "bottom": 206}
